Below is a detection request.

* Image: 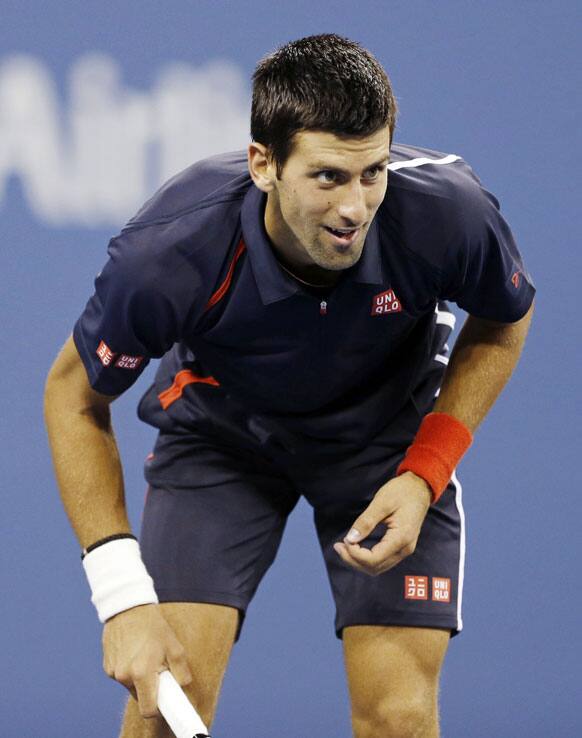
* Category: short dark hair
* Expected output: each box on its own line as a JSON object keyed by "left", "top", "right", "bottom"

{"left": 251, "top": 34, "right": 398, "bottom": 177}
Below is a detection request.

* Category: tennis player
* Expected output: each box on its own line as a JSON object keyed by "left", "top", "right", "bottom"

{"left": 45, "top": 34, "right": 535, "bottom": 737}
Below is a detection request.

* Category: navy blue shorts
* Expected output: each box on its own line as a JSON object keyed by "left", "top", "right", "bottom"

{"left": 138, "top": 388, "right": 466, "bottom": 642}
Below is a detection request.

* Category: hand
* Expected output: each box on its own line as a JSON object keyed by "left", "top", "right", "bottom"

{"left": 333, "top": 471, "right": 432, "bottom": 576}
{"left": 102, "top": 604, "right": 192, "bottom": 718}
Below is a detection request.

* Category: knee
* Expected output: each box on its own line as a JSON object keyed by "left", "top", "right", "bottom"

{"left": 352, "top": 694, "right": 437, "bottom": 738}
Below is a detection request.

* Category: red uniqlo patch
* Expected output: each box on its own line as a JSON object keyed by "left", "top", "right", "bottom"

{"left": 432, "top": 577, "right": 451, "bottom": 603}
{"left": 404, "top": 575, "right": 429, "bottom": 600}
{"left": 511, "top": 271, "right": 520, "bottom": 288}
{"left": 114, "top": 354, "right": 144, "bottom": 370}
{"left": 96, "top": 340, "right": 116, "bottom": 367}
{"left": 371, "top": 288, "right": 402, "bottom": 316}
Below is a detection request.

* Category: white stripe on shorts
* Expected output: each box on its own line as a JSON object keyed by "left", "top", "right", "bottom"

{"left": 451, "top": 470, "right": 466, "bottom": 632}
{"left": 434, "top": 304, "right": 457, "bottom": 329}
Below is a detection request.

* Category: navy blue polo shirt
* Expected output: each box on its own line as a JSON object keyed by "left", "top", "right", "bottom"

{"left": 73, "top": 143, "right": 535, "bottom": 449}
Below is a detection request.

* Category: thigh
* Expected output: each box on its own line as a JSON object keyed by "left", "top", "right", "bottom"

{"left": 343, "top": 625, "right": 450, "bottom": 738}
{"left": 119, "top": 601, "right": 238, "bottom": 737}
{"left": 140, "top": 429, "right": 300, "bottom": 641}
{"left": 344, "top": 624, "right": 449, "bottom": 699}
{"left": 310, "top": 452, "right": 465, "bottom": 638}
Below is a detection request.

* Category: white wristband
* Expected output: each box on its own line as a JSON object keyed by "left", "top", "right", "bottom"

{"left": 82, "top": 537, "right": 159, "bottom": 623}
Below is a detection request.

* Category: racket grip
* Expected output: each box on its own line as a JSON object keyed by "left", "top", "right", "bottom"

{"left": 157, "top": 670, "right": 211, "bottom": 738}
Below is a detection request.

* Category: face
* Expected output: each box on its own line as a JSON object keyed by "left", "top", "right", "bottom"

{"left": 252, "top": 125, "right": 390, "bottom": 275}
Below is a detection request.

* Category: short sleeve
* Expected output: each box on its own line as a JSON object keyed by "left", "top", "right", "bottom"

{"left": 441, "top": 177, "right": 535, "bottom": 322}
{"left": 73, "top": 231, "right": 199, "bottom": 396}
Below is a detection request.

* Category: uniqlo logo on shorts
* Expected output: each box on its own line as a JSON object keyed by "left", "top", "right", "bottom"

{"left": 114, "top": 354, "right": 144, "bottom": 370}
{"left": 404, "top": 575, "right": 429, "bottom": 600}
{"left": 96, "top": 340, "right": 116, "bottom": 367}
{"left": 432, "top": 577, "right": 451, "bottom": 603}
{"left": 511, "top": 271, "right": 521, "bottom": 288}
{"left": 371, "top": 288, "right": 402, "bottom": 316}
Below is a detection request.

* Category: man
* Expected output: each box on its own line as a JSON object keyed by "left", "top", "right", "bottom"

{"left": 45, "top": 34, "right": 534, "bottom": 738}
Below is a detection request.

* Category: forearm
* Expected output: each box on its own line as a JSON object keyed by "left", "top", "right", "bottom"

{"left": 434, "top": 302, "right": 534, "bottom": 431}
{"left": 44, "top": 375, "right": 131, "bottom": 550}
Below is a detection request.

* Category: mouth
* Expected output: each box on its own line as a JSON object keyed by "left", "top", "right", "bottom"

{"left": 323, "top": 225, "right": 361, "bottom": 248}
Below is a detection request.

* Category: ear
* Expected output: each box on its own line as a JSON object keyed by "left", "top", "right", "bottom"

{"left": 247, "top": 142, "right": 277, "bottom": 193}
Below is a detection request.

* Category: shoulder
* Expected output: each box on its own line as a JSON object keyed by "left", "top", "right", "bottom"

{"left": 104, "top": 150, "right": 251, "bottom": 300}
{"left": 378, "top": 142, "right": 501, "bottom": 266}
{"left": 387, "top": 142, "right": 495, "bottom": 214}
{"left": 126, "top": 149, "right": 251, "bottom": 227}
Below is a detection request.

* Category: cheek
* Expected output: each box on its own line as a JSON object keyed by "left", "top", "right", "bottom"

{"left": 306, "top": 194, "right": 332, "bottom": 220}
{"left": 279, "top": 184, "right": 330, "bottom": 232}
{"left": 370, "top": 197, "right": 383, "bottom": 214}
{"left": 294, "top": 197, "right": 327, "bottom": 227}
{"left": 371, "top": 182, "right": 388, "bottom": 209}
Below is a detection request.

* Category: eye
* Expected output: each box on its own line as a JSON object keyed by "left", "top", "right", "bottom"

{"left": 362, "top": 165, "right": 386, "bottom": 181}
{"left": 315, "top": 170, "right": 338, "bottom": 184}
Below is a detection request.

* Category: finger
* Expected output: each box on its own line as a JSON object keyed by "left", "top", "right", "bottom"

{"left": 335, "top": 535, "right": 410, "bottom": 576}
{"left": 343, "top": 499, "right": 393, "bottom": 545}
{"left": 113, "top": 668, "right": 133, "bottom": 691}
{"left": 113, "top": 672, "right": 139, "bottom": 703}
{"left": 333, "top": 542, "right": 371, "bottom": 575}
{"left": 167, "top": 647, "right": 193, "bottom": 688}
{"left": 103, "top": 656, "right": 114, "bottom": 679}
{"left": 349, "top": 532, "right": 409, "bottom": 566}
{"left": 134, "top": 672, "right": 161, "bottom": 719}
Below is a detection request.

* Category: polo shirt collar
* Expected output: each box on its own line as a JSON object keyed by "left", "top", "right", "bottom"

{"left": 349, "top": 217, "right": 383, "bottom": 285}
{"left": 241, "top": 184, "right": 384, "bottom": 305}
{"left": 241, "top": 184, "right": 300, "bottom": 305}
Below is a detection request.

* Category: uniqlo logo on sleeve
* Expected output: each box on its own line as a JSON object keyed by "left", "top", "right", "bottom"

{"left": 404, "top": 575, "right": 429, "bottom": 600}
{"left": 96, "top": 340, "right": 116, "bottom": 367}
{"left": 371, "top": 288, "right": 402, "bottom": 316}
{"left": 432, "top": 577, "right": 451, "bottom": 603}
{"left": 114, "top": 354, "right": 144, "bottom": 370}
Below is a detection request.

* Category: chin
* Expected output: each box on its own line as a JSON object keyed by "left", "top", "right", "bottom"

{"left": 332, "top": 242, "right": 365, "bottom": 266}
{"left": 304, "top": 235, "right": 364, "bottom": 271}
{"left": 320, "top": 251, "right": 362, "bottom": 271}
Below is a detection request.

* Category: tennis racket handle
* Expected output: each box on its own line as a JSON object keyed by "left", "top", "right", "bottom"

{"left": 157, "top": 670, "right": 211, "bottom": 738}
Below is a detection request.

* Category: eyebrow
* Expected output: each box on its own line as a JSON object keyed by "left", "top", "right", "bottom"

{"left": 309, "top": 157, "right": 390, "bottom": 173}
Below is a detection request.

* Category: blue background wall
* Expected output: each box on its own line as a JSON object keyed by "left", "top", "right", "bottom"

{"left": 1, "top": 2, "right": 580, "bottom": 736}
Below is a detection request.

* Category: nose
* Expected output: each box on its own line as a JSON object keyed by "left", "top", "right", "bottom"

{"left": 336, "top": 181, "right": 368, "bottom": 226}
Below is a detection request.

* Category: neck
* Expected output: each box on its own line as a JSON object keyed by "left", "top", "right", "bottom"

{"left": 277, "top": 259, "right": 333, "bottom": 289}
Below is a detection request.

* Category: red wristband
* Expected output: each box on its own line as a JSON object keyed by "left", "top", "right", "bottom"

{"left": 397, "top": 412, "right": 473, "bottom": 504}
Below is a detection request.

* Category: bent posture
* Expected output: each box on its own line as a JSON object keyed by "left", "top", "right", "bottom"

{"left": 45, "top": 34, "right": 534, "bottom": 738}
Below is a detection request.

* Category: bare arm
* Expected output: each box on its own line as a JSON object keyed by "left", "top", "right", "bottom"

{"left": 335, "top": 301, "right": 534, "bottom": 575}
{"left": 433, "top": 301, "right": 534, "bottom": 431}
{"left": 44, "top": 334, "right": 130, "bottom": 549}
{"left": 44, "top": 334, "right": 191, "bottom": 717}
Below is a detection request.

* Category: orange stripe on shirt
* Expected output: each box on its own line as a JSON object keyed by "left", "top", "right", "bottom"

{"left": 205, "top": 238, "right": 246, "bottom": 311}
{"left": 158, "top": 369, "right": 219, "bottom": 410}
